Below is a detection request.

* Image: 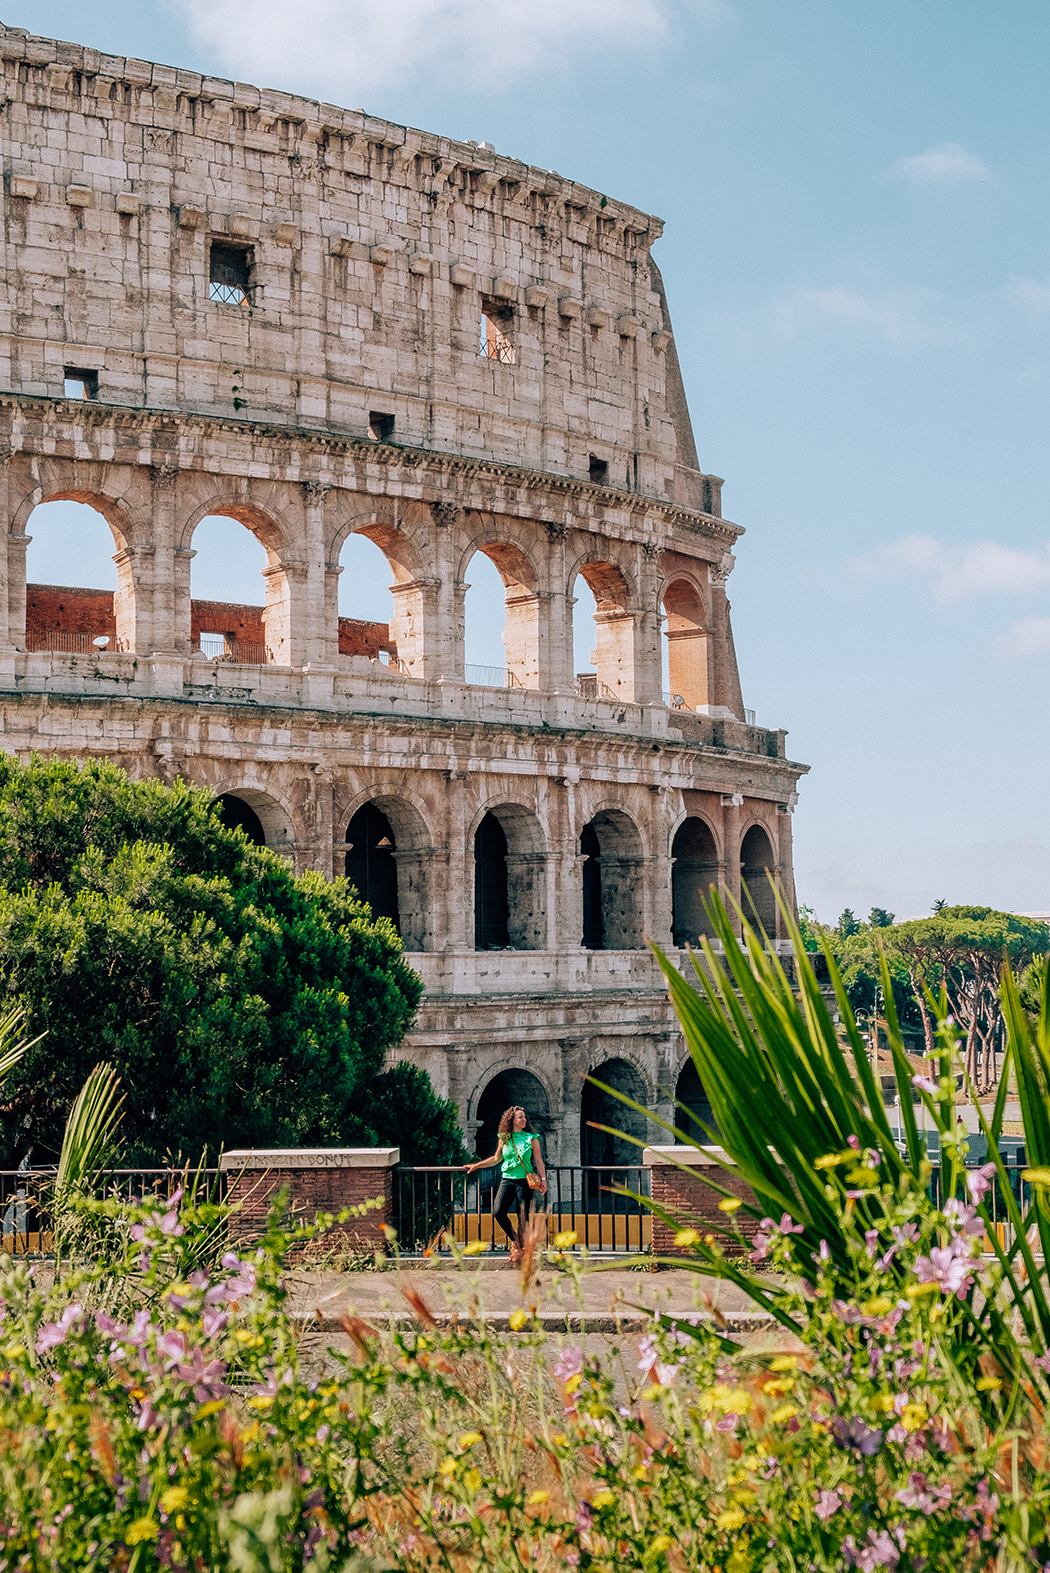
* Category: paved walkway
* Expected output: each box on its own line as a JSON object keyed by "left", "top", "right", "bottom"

{"left": 288, "top": 1259, "right": 769, "bottom": 1335}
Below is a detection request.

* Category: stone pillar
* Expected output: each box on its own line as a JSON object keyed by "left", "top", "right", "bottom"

{"left": 644, "top": 1145, "right": 760, "bottom": 1260}
{"left": 430, "top": 504, "right": 461, "bottom": 679}
{"left": 146, "top": 464, "right": 180, "bottom": 654}
{"left": 505, "top": 852, "right": 550, "bottom": 950}
{"left": 389, "top": 577, "right": 440, "bottom": 678}
{"left": 301, "top": 482, "right": 338, "bottom": 667}
{"left": 546, "top": 524, "right": 574, "bottom": 692}
{"left": 173, "top": 545, "right": 195, "bottom": 655}
{"left": 220, "top": 1147, "right": 399, "bottom": 1254}
{"left": 721, "top": 798, "right": 743, "bottom": 933}
{"left": 4, "top": 531, "right": 30, "bottom": 650}
{"left": 504, "top": 591, "right": 541, "bottom": 689}
{"left": 312, "top": 769, "right": 335, "bottom": 880}
{"left": 649, "top": 790, "right": 674, "bottom": 950}
{"left": 391, "top": 847, "right": 437, "bottom": 951}
{"left": 634, "top": 543, "right": 665, "bottom": 706}
{"left": 776, "top": 804, "right": 796, "bottom": 942}
{"left": 262, "top": 559, "right": 307, "bottom": 667}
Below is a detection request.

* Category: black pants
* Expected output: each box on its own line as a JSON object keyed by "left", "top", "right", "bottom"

{"left": 494, "top": 1177, "right": 534, "bottom": 1245}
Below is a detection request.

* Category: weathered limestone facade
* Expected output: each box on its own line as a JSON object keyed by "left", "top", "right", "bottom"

{"left": 0, "top": 24, "right": 808, "bottom": 1163}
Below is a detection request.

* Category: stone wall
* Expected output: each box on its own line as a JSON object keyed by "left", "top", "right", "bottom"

{"left": 0, "top": 23, "right": 809, "bottom": 1166}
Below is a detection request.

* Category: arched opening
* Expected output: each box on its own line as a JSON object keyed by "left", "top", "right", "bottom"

{"left": 190, "top": 514, "right": 270, "bottom": 664}
{"left": 580, "top": 822, "right": 603, "bottom": 949}
{"left": 661, "top": 579, "right": 709, "bottom": 712}
{"left": 338, "top": 532, "right": 398, "bottom": 669}
{"left": 740, "top": 823, "right": 777, "bottom": 943}
{"left": 578, "top": 809, "right": 644, "bottom": 950}
{"left": 675, "top": 1058, "right": 719, "bottom": 1145}
{"left": 345, "top": 802, "right": 399, "bottom": 930}
{"left": 463, "top": 541, "right": 538, "bottom": 689}
{"left": 216, "top": 793, "right": 266, "bottom": 846}
{"left": 23, "top": 499, "right": 128, "bottom": 653}
{"left": 581, "top": 1058, "right": 648, "bottom": 1167}
{"left": 671, "top": 817, "right": 719, "bottom": 947}
{"left": 211, "top": 787, "right": 295, "bottom": 854}
{"left": 571, "top": 561, "right": 635, "bottom": 701}
{"left": 473, "top": 804, "right": 547, "bottom": 951}
{"left": 473, "top": 1067, "right": 550, "bottom": 1162}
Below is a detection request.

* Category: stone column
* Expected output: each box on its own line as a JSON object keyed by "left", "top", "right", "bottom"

{"left": 649, "top": 789, "right": 675, "bottom": 950}
{"left": 4, "top": 530, "right": 30, "bottom": 651}
{"left": 173, "top": 545, "right": 195, "bottom": 655}
{"left": 430, "top": 503, "right": 461, "bottom": 679}
{"left": 545, "top": 522, "right": 575, "bottom": 692}
{"left": 301, "top": 482, "right": 338, "bottom": 668}
{"left": 721, "top": 797, "right": 744, "bottom": 935}
{"left": 634, "top": 541, "right": 665, "bottom": 706}
{"left": 311, "top": 768, "right": 335, "bottom": 880}
{"left": 146, "top": 464, "right": 180, "bottom": 653}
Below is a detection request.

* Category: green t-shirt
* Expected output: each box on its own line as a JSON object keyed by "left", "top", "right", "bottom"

{"left": 500, "top": 1131, "right": 539, "bottom": 1179}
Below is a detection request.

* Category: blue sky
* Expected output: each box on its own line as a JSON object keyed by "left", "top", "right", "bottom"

{"left": 16, "top": 0, "right": 1050, "bottom": 922}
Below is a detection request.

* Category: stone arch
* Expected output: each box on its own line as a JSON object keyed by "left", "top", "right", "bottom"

{"left": 14, "top": 481, "right": 137, "bottom": 653}
{"left": 459, "top": 524, "right": 541, "bottom": 689}
{"left": 671, "top": 815, "right": 720, "bottom": 946}
{"left": 740, "top": 820, "right": 778, "bottom": 943}
{"left": 471, "top": 800, "right": 547, "bottom": 951}
{"left": 334, "top": 511, "right": 428, "bottom": 678}
{"left": 341, "top": 789, "right": 434, "bottom": 951}
{"left": 581, "top": 1055, "right": 649, "bottom": 1167}
{"left": 470, "top": 1065, "right": 553, "bottom": 1162}
{"left": 210, "top": 784, "right": 297, "bottom": 854}
{"left": 661, "top": 574, "right": 710, "bottom": 711}
{"left": 674, "top": 1054, "right": 719, "bottom": 1144}
{"left": 568, "top": 553, "right": 638, "bottom": 701}
{"left": 577, "top": 804, "right": 645, "bottom": 950}
{"left": 181, "top": 494, "right": 295, "bottom": 666}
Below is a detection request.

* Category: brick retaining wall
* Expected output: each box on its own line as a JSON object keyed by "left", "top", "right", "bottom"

{"left": 645, "top": 1145, "right": 762, "bottom": 1259}
{"left": 220, "top": 1148, "right": 398, "bottom": 1253}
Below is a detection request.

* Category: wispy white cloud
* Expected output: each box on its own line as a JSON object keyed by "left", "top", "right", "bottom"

{"left": 1010, "top": 276, "right": 1050, "bottom": 314}
{"left": 998, "top": 617, "right": 1050, "bottom": 656}
{"left": 169, "top": 0, "right": 728, "bottom": 103}
{"left": 889, "top": 141, "right": 990, "bottom": 185}
{"left": 772, "top": 285, "right": 943, "bottom": 345}
{"left": 851, "top": 533, "right": 1050, "bottom": 602}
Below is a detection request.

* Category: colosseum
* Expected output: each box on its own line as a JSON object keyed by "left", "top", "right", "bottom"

{"left": 0, "top": 22, "right": 808, "bottom": 1163}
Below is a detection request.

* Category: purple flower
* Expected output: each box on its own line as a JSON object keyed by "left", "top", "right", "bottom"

{"left": 35, "top": 1303, "right": 83, "bottom": 1354}
{"left": 575, "top": 1503, "right": 594, "bottom": 1533}
{"left": 864, "top": 1229, "right": 880, "bottom": 1258}
{"left": 912, "top": 1075, "right": 939, "bottom": 1095}
{"left": 714, "top": 1412, "right": 738, "bottom": 1433}
{"left": 892, "top": 1222, "right": 919, "bottom": 1244}
{"left": 157, "top": 1330, "right": 187, "bottom": 1366}
{"left": 554, "top": 1347, "right": 584, "bottom": 1382}
{"left": 819, "top": 1239, "right": 830, "bottom": 1261}
{"left": 814, "top": 1488, "right": 842, "bottom": 1521}
{"left": 847, "top": 1135, "right": 860, "bottom": 1151}
{"left": 830, "top": 1416, "right": 883, "bottom": 1455}
{"left": 896, "top": 1471, "right": 951, "bottom": 1515}
{"left": 914, "top": 1241, "right": 973, "bottom": 1299}
{"left": 637, "top": 1338, "right": 680, "bottom": 1385}
{"left": 1034, "top": 1353, "right": 1050, "bottom": 1373}
{"left": 203, "top": 1307, "right": 228, "bottom": 1340}
{"left": 779, "top": 1213, "right": 805, "bottom": 1235}
{"left": 845, "top": 1528, "right": 902, "bottom": 1571}
{"left": 174, "top": 1347, "right": 229, "bottom": 1400}
{"left": 943, "top": 1199, "right": 983, "bottom": 1238}
{"left": 831, "top": 1299, "right": 864, "bottom": 1325}
{"left": 877, "top": 1246, "right": 899, "bottom": 1271}
{"left": 135, "top": 1399, "right": 160, "bottom": 1432}
{"left": 966, "top": 1163, "right": 997, "bottom": 1204}
{"left": 206, "top": 1253, "right": 257, "bottom": 1305}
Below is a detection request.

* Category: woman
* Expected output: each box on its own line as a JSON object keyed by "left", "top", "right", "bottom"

{"left": 465, "top": 1106, "right": 547, "bottom": 1264}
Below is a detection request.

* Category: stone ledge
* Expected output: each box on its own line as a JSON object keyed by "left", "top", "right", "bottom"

{"left": 221, "top": 1147, "right": 400, "bottom": 1171}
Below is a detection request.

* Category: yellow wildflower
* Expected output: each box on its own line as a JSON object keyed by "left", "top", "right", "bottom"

{"left": 458, "top": 1431, "right": 483, "bottom": 1450}
{"left": 160, "top": 1487, "right": 190, "bottom": 1515}
{"left": 652, "top": 1535, "right": 673, "bottom": 1553}
{"left": 509, "top": 1310, "right": 528, "bottom": 1331}
{"left": 527, "top": 1489, "right": 549, "bottom": 1505}
{"left": 246, "top": 1395, "right": 273, "bottom": 1411}
{"left": 846, "top": 1167, "right": 880, "bottom": 1187}
{"left": 905, "top": 1281, "right": 941, "bottom": 1299}
{"left": 463, "top": 1469, "right": 483, "bottom": 1493}
{"left": 863, "top": 1296, "right": 894, "bottom": 1317}
{"left": 552, "top": 1433, "right": 568, "bottom": 1447}
{"left": 196, "top": 1400, "right": 225, "bottom": 1419}
{"left": 715, "top": 1508, "right": 747, "bottom": 1530}
{"left": 768, "top": 1356, "right": 798, "bottom": 1372}
{"left": 463, "top": 1240, "right": 490, "bottom": 1255}
{"left": 555, "top": 1231, "right": 578, "bottom": 1248}
{"left": 761, "top": 1378, "right": 794, "bottom": 1395}
{"left": 770, "top": 1405, "right": 798, "bottom": 1423}
{"left": 901, "top": 1404, "right": 927, "bottom": 1432}
{"left": 126, "top": 1520, "right": 159, "bottom": 1545}
{"left": 727, "top": 1549, "right": 751, "bottom": 1573}
{"left": 591, "top": 1490, "right": 616, "bottom": 1509}
{"left": 564, "top": 1372, "right": 582, "bottom": 1395}
{"left": 976, "top": 1376, "right": 1002, "bottom": 1392}
{"left": 675, "top": 1228, "right": 701, "bottom": 1248}
{"left": 814, "top": 1151, "right": 852, "bottom": 1169}
{"left": 438, "top": 1458, "right": 457, "bottom": 1476}
{"left": 718, "top": 1198, "right": 743, "bottom": 1214}
{"left": 1022, "top": 1168, "right": 1050, "bottom": 1186}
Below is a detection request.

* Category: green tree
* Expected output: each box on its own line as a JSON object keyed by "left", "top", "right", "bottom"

{"left": 369, "top": 1061, "right": 467, "bottom": 1165}
{"left": 0, "top": 756, "right": 460, "bottom": 1165}
{"left": 868, "top": 906, "right": 895, "bottom": 928}
{"left": 835, "top": 908, "right": 861, "bottom": 938}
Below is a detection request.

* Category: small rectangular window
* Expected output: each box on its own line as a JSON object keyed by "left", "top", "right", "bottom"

{"left": 480, "top": 297, "right": 516, "bottom": 364}
{"left": 63, "top": 368, "right": 98, "bottom": 400}
{"left": 209, "top": 242, "right": 252, "bottom": 305}
{"left": 589, "top": 454, "right": 609, "bottom": 484}
{"left": 368, "top": 411, "right": 395, "bottom": 441}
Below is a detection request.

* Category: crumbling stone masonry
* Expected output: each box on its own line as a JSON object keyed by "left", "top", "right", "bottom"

{"left": 0, "top": 24, "right": 808, "bottom": 1162}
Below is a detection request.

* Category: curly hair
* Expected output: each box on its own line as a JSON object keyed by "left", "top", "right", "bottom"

{"left": 497, "top": 1106, "right": 525, "bottom": 1137}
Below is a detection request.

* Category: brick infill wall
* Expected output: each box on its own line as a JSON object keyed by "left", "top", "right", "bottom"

{"left": 645, "top": 1146, "right": 763, "bottom": 1260}
{"left": 220, "top": 1148, "right": 398, "bottom": 1253}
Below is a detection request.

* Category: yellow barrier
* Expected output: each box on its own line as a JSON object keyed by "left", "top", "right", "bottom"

{"left": 452, "top": 1212, "right": 650, "bottom": 1251}
{"left": 1, "top": 1232, "right": 52, "bottom": 1255}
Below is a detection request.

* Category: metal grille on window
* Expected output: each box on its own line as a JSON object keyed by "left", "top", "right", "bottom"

{"left": 480, "top": 305, "right": 516, "bottom": 364}
{"left": 209, "top": 243, "right": 251, "bottom": 305}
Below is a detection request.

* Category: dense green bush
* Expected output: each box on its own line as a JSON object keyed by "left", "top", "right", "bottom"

{"left": 0, "top": 756, "right": 458, "bottom": 1166}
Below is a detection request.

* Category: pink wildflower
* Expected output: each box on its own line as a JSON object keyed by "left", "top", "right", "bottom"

{"left": 814, "top": 1488, "right": 842, "bottom": 1521}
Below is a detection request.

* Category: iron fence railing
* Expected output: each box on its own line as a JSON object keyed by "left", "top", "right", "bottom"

{"left": 391, "top": 1165, "right": 652, "bottom": 1255}
{"left": 0, "top": 1167, "right": 224, "bottom": 1255}
{"left": 464, "top": 664, "right": 524, "bottom": 690}
{"left": 25, "top": 631, "right": 115, "bottom": 653}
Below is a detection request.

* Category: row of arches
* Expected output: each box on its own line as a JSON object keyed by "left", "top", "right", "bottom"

{"left": 471, "top": 1057, "right": 714, "bottom": 1165}
{"left": 216, "top": 791, "right": 780, "bottom": 949}
{"left": 18, "top": 490, "right": 722, "bottom": 710}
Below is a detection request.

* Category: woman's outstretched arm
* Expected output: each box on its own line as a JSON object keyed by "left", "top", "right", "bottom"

{"left": 465, "top": 1140, "right": 503, "bottom": 1175}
